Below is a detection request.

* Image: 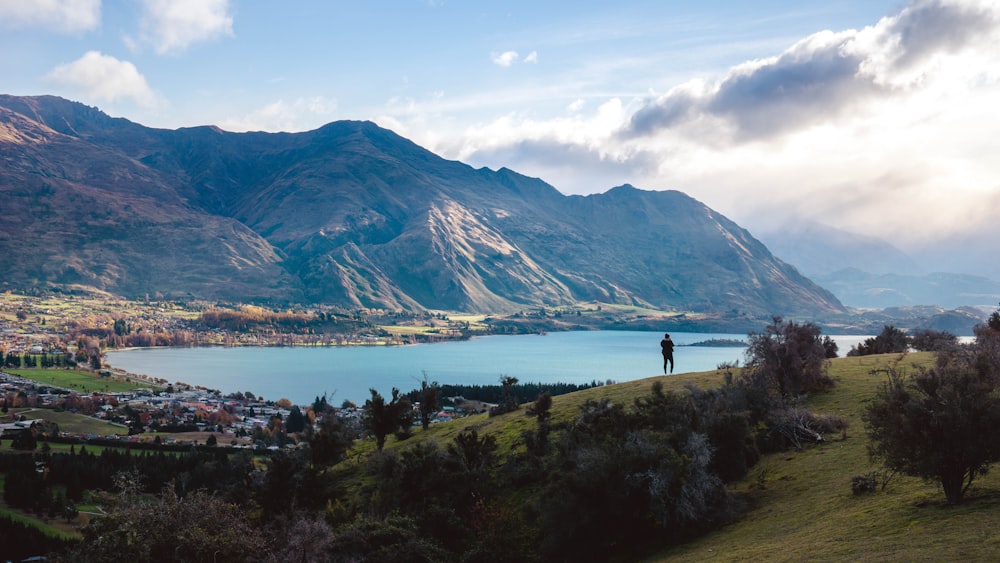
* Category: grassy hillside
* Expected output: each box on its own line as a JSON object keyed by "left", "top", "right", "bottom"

{"left": 650, "top": 351, "right": 1000, "bottom": 561}
{"left": 358, "top": 350, "right": 1000, "bottom": 561}
{"left": 336, "top": 367, "right": 731, "bottom": 474}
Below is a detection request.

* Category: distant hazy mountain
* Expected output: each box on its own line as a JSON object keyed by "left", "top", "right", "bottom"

{"left": 756, "top": 220, "right": 1000, "bottom": 310}
{"left": 856, "top": 305, "right": 988, "bottom": 336}
{"left": 812, "top": 269, "right": 1000, "bottom": 310}
{"left": 0, "top": 94, "right": 844, "bottom": 316}
{"left": 755, "top": 220, "right": 920, "bottom": 277}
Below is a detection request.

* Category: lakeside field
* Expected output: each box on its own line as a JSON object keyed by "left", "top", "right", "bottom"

{"left": 6, "top": 368, "right": 149, "bottom": 394}
{"left": 7, "top": 408, "right": 127, "bottom": 437}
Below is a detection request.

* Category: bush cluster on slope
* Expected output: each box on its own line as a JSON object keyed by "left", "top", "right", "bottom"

{"left": 864, "top": 320, "right": 1000, "bottom": 504}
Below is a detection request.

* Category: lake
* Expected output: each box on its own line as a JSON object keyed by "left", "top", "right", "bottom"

{"left": 105, "top": 331, "right": 872, "bottom": 406}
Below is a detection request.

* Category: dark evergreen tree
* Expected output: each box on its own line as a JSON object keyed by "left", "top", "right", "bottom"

{"left": 534, "top": 385, "right": 735, "bottom": 561}
{"left": 312, "top": 393, "right": 330, "bottom": 415}
{"left": 285, "top": 405, "right": 307, "bottom": 433}
{"left": 11, "top": 430, "right": 37, "bottom": 451}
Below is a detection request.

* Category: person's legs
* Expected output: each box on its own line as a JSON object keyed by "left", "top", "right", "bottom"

{"left": 668, "top": 355, "right": 674, "bottom": 374}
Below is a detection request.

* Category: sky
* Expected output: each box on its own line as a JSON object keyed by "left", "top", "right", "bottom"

{"left": 2, "top": 0, "right": 999, "bottom": 276}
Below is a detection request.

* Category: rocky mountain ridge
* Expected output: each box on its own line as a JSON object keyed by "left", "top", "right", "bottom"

{"left": 0, "top": 94, "right": 845, "bottom": 317}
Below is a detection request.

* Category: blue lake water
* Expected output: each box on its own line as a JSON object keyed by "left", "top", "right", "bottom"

{"left": 105, "top": 331, "right": 871, "bottom": 406}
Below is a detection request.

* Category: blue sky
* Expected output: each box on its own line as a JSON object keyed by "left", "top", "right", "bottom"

{"left": 2, "top": 1, "right": 999, "bottom": 274}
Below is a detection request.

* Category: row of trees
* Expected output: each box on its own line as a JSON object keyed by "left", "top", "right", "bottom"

{"left": 199, "top": 307, "right": 315, "bottom": 332}
{"left": 848, "top": 325, "right": 958, "bottom": 356}
{"left": 3, "top": 352, "right": 75, "bottom": 369}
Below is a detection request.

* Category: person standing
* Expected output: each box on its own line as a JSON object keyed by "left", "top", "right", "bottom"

{"left": 660, "top": 333, "right": 674, "bottom": 374}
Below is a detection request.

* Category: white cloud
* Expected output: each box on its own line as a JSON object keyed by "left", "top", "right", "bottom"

{"left": 491, "top": 51, "right": 519, "bottom": 67}
{"left": 625, "top": 0, "right": 1000, "bottom": 142}
{"left": 412, "top": 0, "right": 1000, "bottom": 257}
{"left": 45, "top": 51, "right": 159, "bottom": 107}
{"left": 404, "top": 97, "right": 647, "bottom": 194}
{"left": 609, "top": 0, "right": 1000, "bottom": 247}
{"left": 524, "top": 51, "right": 538, "bottom": 63}
{"left": 0, "top": 0, "right": 100, "bottom": 34}
{"left": 216, "top": 97, "right": 338, "bottom": 133}
{"left": 138, "top": 0, "right": 234, "bottom": 54}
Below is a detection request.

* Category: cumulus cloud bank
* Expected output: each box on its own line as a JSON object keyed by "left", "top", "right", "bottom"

{"left": 625, "top": 0, "right": 999, "bottom": 141}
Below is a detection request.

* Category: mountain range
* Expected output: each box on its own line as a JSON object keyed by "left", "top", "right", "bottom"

{"left": 756, "top": 221, "right": 921, "bottom": 278}
{"left": 1, "top": 94, "right": 846, "bottom": 317}
{"left": 757, "top": 221, "right": 1000, "bottom": 310}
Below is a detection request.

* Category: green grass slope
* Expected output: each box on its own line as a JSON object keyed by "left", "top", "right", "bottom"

{"left": 650, "top": 351, "right": 1000, "bottom": 562}
{"left": 361, "top": 351, "right": 1000, "bottom": 561}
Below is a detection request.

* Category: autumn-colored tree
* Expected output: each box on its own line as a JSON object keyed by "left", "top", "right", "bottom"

{"left": 208, "top": 409, "right": 233, "bottom": 426}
